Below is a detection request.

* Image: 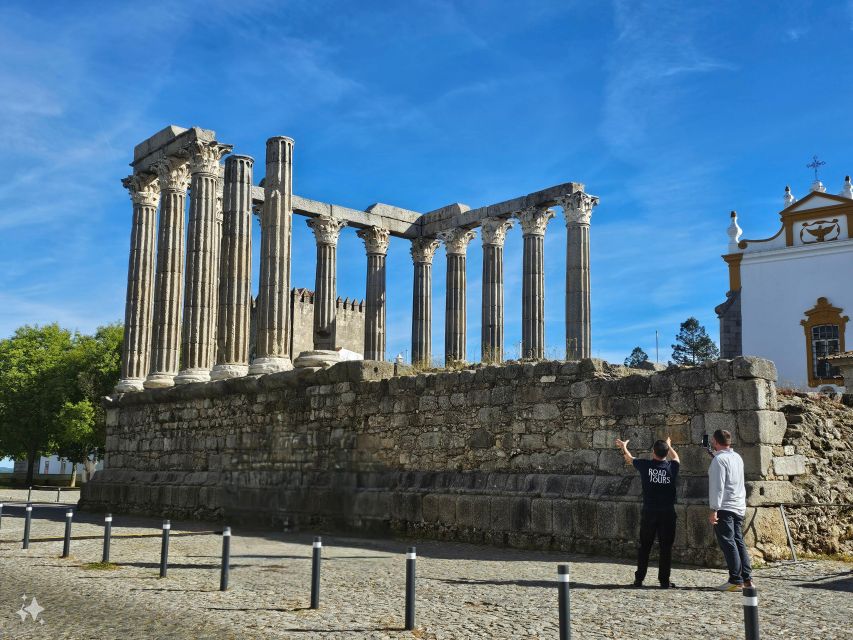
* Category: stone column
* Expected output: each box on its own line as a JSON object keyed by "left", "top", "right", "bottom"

{"left": 211, "top": 155, "right": 254, "bottom": 380}
{"left": 175, "top": 140, "right": 232, "bottom": 385}
{"left": 308, "top": 216, "right": 347, "bottom": 350}
{"left": 517, "top": 206, "right": 555, "bottom": 360}
{"left": 250, "top": 136, "right": 295, "bottom": 375}
{"left": 480, "top": 217, "right": 514, "bottom": 363}
{"left": 410, "top": 238, "right": 439, "bottom": 367}
{"left": 145, "top": 157, "right": 191, "bottom": 389}
{"left": 357, "top": 226, "right": 390, "bottom": 361}
{"left": 115, "top": 173, "right": 159, "bottom": 393}
{"left": 559, "top": 191, "right": 599, "bottom": 360}
{"left": 439, "top": 228, "right": 476, "bottom": 364}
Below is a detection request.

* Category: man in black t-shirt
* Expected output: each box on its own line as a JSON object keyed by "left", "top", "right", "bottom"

{"left": 615, "top": 436, "right": 680, "bottom": 589}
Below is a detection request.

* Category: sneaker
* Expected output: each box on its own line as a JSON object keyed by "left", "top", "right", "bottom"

{"left": 631, "top": 580, "right": 643, "bottom": 588}
{"left": 660, "top": 582, "right": 676, "bottom": 589}
{"left": 714, "top": 581, "right": 743, "bottom": 592}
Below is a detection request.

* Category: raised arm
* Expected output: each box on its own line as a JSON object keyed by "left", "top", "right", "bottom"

{"left": 615, "top": 438, "right": 634, "bottom": 464}
{"left": 665, "top": 436, "right": 680, "bottom": 463}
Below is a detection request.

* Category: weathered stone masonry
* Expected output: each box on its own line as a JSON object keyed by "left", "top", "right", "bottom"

{"left": 84, "top": 356, "right": 803, "bottom": 565}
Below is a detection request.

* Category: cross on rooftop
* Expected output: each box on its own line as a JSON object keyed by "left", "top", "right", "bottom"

{"left": 807, "top": 154, "right": 826, "bottom": 181}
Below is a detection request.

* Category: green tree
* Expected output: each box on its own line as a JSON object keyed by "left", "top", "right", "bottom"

{"left": 0, "top": 324, "right": 76, "bottom": 484}
{"left": 671, "top": 317, "right": 720, "bottom": 365}
{"left": 624, "top": 346, "right": 649, "bottom": 367}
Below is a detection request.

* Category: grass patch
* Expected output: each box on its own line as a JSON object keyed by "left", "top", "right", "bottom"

{"left": 800, "top": 552, "right": 853, "bottom": 564}
{"left": 82, "top": 562, "right": 120, "bottom": 570}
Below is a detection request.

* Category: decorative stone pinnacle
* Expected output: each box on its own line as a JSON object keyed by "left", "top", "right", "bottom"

{"left": 840, "top": 176, "right": 853, "bottom": 199}
{"left": 357, "top": 226, "right": 391, "bottom": 255}
{"left": 727, "top": 210, "right": 742, "bottom": 251}
{"left": 187, "top": 140, "right": 233, "bottom": 176}
{"left": 559, "top": 191, "right": 599, "bottom": 225}
{"left": 122, "top": 173, "right": 159, "bottom": 207}
{"left": 307, "top": 215, "right": 347, "bottom": 246}
{"left": 516, "top": 207, "right": 555, "bottom": 236}
{"left": 480, "top": 217, "right": 515, "bottom": 246}
{"left": 784, "top": 185, "right": 796, "bottom": 208}
{"left": 153, "top": 156, "right": 191, "bottom": 192}
{"left": 410, "top": 238, "right": 440, "bottom": 264}
{"left": 438, "top": 228, "right": 476, "bottom": 256}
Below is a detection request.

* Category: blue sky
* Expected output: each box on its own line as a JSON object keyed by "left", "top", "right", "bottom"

{"left": 1, "top": 0, "right": 852, "bottom": 365}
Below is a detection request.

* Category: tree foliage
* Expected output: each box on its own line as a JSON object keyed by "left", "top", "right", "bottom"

{"left": 624, "top": 346, "right": 649, "bottom": 368}
{"left": 671, "top": 317, "right": 720, "bottom": 365}
{"left": 0, "top": 323, "right": 122, "bottom": 484}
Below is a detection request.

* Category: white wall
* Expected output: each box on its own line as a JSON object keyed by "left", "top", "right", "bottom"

{"left": 741, "top": 239, "right": 853, "bottom": 389}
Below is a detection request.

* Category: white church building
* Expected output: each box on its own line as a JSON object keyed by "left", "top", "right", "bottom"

{"left": 716, "top": 174, "right": 853, "bottom": 390}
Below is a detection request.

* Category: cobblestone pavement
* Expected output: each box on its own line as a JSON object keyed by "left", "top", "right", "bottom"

{"left": 0, "top": 489, "right": 850, "bottom": 639}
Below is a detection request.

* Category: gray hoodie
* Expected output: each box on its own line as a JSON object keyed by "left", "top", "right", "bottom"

{"left": 708, "top": 448, "right": 746, "bottom": 516}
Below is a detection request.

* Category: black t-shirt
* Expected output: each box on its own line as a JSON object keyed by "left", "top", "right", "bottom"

{"left": 633, "top": 458, "right": 679, "bottom": 511}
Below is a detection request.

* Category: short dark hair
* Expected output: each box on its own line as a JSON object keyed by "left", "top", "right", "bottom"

{"left": 652, "top": 440, "right": 670, "bottom": 458}
{"left": 713, "top": 429, "right": 732, "bottom": 446}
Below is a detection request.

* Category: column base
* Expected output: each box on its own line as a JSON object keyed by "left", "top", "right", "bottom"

{"left": 114, "top": 378, "right": 145, "bottom": 393}
{"left": 293, "top": 350, "right": 343, "bottom": 369}
{"left": 248, "top": 356, "right": 294, "bottom": 375}
{"left": 210, "top": 363, "right": 249, "bottom": 380}
{"left": 143, "top": 373, "right": 176, "bottom": 389}
{"left": 174, "top": 368, "right": 211, "bottom": 385}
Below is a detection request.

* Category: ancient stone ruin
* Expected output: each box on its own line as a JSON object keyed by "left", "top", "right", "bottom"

{"left": 86, "top": 125, "right": 852, "bottom": 565}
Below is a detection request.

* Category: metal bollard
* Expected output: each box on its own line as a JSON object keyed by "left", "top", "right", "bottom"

{"left": 56, "top": 487, "right": 61, "bottom": 503}
{"left": 27, "top": 486, "right": 32, "bottom": 502}
{"left": 22, "top": 503, "right": 33, "bottom": 550}
{"left": 220, "top": 527, "right": 231, "bottom": 591}
{"left": 310, "top": 537, "right": 322, "bottom": 609}
{"left": 558, "top": 564, "right": 571, "bottom": 640}
{"left": 61, "top": 509, "right": 73, "bottom": 558}
{"left": 743, "top": 586, "right": 760, "bottom": 640}
{"left": 102, "top": 513, "right": 113, "bottom": 563}
{"left": 160, "top": 520, "right": 171, "bottom": 578}
{"left": 0, "top": 502, "right": 4, "bottom": 533}
{"left": 405, "top": 546, "right": 416, "bottom": 630}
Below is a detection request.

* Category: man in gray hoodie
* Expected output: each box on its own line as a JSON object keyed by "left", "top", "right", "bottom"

{"left": 708, "top": 428, "right": 753, "bottom": 592}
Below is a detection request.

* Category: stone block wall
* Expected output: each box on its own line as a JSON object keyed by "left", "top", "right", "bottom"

{"left": 82, "top": 357, "right": 803, "bottom": 565}
{"left": 289, "top": 288, "right": 365, "bottom": 357}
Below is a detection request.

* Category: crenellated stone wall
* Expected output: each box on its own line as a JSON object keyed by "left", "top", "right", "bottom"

{"left": 83, "top": 357, "right": 805, "bottom": 565}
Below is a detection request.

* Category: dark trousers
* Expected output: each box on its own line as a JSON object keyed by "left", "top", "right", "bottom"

{"left": 714, "top": 510, "right": 752, "bottom": 585}
{"left": 635, "top": 509, "right": 677, "bottom": 585}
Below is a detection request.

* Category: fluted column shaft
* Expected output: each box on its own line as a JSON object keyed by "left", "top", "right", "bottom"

{"left": 145, "top": 158, "right": 190, "bottom": 389}
{"left": 116, "top": 174, "right": 159, "bottom": 392}
{"left": 358, "top": 227, "right": 390, "bottom": 361}
{"left": 411, "top": 238, "right": 439, "bottom": 367}
{"left": 308, "top": 216, "right": 347, "bottom": 351}
{"left": 211, "top": 155, "right": 254, "bottom": 380}
{"left": 517, "top": 207, "right": 554, "bottom": 360}
{"left": 560, "top": 192, "right": 599, "bottom": 360}
{"left": 176, "top": 140, "right": 232, "bottom": 384}
{"left": 440, "top": 229, "right": 476, "bottom": 364}
{"left": 251, "top": 136, "right": 295, "bottom": 374}
{"left": 480, "top": 218, "right": 514, "bottom": 363}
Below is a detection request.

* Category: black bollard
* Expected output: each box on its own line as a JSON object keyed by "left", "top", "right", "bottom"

{"left": 0, "top": 502, "right": 4, "bottom": 534}
{"left": 220, "top": 527, "right": 231, "bottom": 591}
{"left": 22, "top": 503, "right": 33, "bottom": 550}
{"left": 160, "top": 520, "right": 171, "bottom": 578}
{"left": 56, "top": 487, "right": 61, "bottom": 503}
{"left": 405, "top": 546, "right": 416, "bottom": 630}
{"left": 27, "top": 486, "right": 32, "bottom": 502}
{"left": 743, "top": 586, "right": 760, "bottom": 640}
{"left": 310, "top": 537, "right": 322, "bottom": 609}
{"left": 61, "top": 509, "right": 73, "bottom": 558}
{"left": 102, "top": 513, "right": 113, "bottom": 563}
{"left": 558, "top": 564, "right": 571, "bottom": 640}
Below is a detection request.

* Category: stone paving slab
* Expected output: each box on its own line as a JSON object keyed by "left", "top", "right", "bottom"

{"left": 0, "top": 490, "right": 850, "bottom": 639}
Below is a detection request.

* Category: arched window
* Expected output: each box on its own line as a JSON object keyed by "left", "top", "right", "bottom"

{"left": 801, "top": 297, "right": 848, "bottom": 387}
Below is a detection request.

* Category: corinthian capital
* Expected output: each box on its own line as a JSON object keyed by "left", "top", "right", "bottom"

{"left": 480, "top": 217, "right": 515, "bottom": 246}
{"left": 516, "top": 206, "right": 555, "bottom": 236}
{"left": 122, "top": 173, "right": 159, "bottom": 207}
{"left": 438, "top": 228, "right": 476, "bottom": 256}
{"left": 357, "top": 226, "right": 391, "bottom": 255}
{"left": 558, "top": 191, "right": 600, "bottom": 226}
{"left": 410, "top": 238, "right": 440, "bottom": 264}
{"left": 153, "top": 156, "right": 191, "bottom": 192}
{"left": 187, "top": 140, "right": 233, "bottom": 176}
{"left": 307, "top": 215, "right": 347, "bottom": 246}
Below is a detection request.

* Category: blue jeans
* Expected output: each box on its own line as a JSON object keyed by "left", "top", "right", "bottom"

{"left": 714, "top": 510, "right": 752, "bottom": 584}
